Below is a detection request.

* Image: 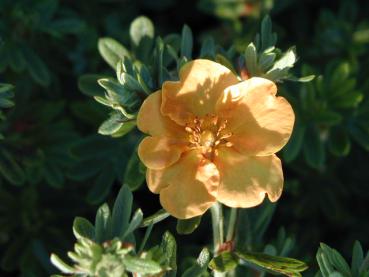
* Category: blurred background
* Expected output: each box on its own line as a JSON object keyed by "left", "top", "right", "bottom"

{"left": 0, "top": 0, "right": 369, "bottom": 276}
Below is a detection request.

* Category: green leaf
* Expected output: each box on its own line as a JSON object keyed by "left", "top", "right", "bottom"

{"left": 141, "top": 209, "right": 170, "bottom": 227}
{"left": 124, "top": 150, "right": 145, "bottom": 191}
{"left": 0, "top": 149, "right": 25, "bottom": 186}
{"left": 43, "top": 163, "right": 64, "bottom": 188}
{"left": 124, "top": 256, "right": 162, "bottom": 274}
{"left": 78, "top": 74, "right": 106, "bottom": 97}
{"left": 259, "top": 51, "right": 276, "bottom": 72}
{"left": 303, "top": 125, "right": 325, "bottom": 169}
{"left": 119, "top": 73, "right": 143, "bottom": 92}
{"left": 0, "top": 97, "right": 14, "bottom": 108}
{"left": 215, "top": 54, "right": 237, "bottom": 74}
{"left": 176, "top": 216, "right": 202, "bottom": 235}
{"left": 86, "top": 163, "right": 116, "bottom": 204}
{"left": 328, "top": 127, "right": 351, "bottom": 156}
{"left": 182, "top": 248, "right": 211, "bottom": 277}
{"left": 95, "top": 203, "right": 111, "bottom": 243}
{"left": 350, "top": 124, "right": 369, "bottom": 151}
{"left": 50, "top": 254, "right": 75, "bottom": 274}
{"left": 287, "top": 75, "right": 316, "bottom": 82}
{"left": 320, "top": 244, "right": 351, "bottom": 277}
{"left": 352, "top": 241, "right": 364, "bottom": 276}
{"left": 50, "top": 18, "right": 85, "bottom": 34}
{"left": 130, "top": 16, "right": 155, "bottom": 46}
{"left": 73, "top": 217, "right": 95, "bottom": 240}
{"left": 283, "top": 122, "right": 305, "bottom": 163}
{"left": 200, "top": 37, "right": 216, "bottom": 58}
{"left": 260, "top": 15, "right": 277, "bottom": 51}
{"left": 315, "top": 111, "right": 342, "bottom": 126}
{"left": 22, "top": 47, "right": 50, "bottom": 86}
{"left": 181, "top": 25, "right": 193, "bottom": 59}
{"left": 161, "top": 232, "right": 177, "bottom": 271}
{"left": 98, "top": 112, "right": 135, "bottom": 136}
{"left": 236, "top": 251, "right": 308, "bottom": 276}
{"left": 245, "top": 43, "right": 258, "bottom": 76}
{"left": 111, "top": 120, "right": 136, "bottom": 138}
{"left": 122, "top": 209, "right": 143, "bottom": 240}
{"left": 270, "top": 48, "right": 297, "bottom": 71}
{"left": 111, "top": 185, "right": 133, "bottom": 238}
{"left": 98, "top": 37, "right": 130, "bottom": 69}
{"left": 209, "top": 252, "right": 239, "bottom": 273}
{"left": 8, "top": 45, "right": 25, "bottom": 72}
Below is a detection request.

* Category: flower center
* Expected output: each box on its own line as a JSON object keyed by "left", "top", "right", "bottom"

{"left": 185, "top": 114, "right": 233, "bottom": 160}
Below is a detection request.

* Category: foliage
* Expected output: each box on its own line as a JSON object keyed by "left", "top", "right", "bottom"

{"left": 0, "top": 0, "right": 368, "bottom": 276}
{"left": 316, "top": 242, "right": 369, "bottom": 277}
{"left": 51, "top": 186, "right": 176, "bottom": 277}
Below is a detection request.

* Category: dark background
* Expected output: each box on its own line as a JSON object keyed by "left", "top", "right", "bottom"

{"left": 0, "top": 0, "right": 368, "bottom": 276}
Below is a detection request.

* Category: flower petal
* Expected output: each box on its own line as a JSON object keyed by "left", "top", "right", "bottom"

{"left": 214, "top": 147, "right": 283, "bottom": 208}
{"left": 161, "top": 59, "right": 239, "bottom": 125}
{"left": 216, "top": 77, "right": 295, "bottom": 156}
{"left": 137, "top": 90, "right": 185, "bottom": 137}
{"left": 152, "top": 150, "right": 219, "bottom": 219}
{"left": 146, "top": 168, "right": 169, "bottom": 193}
{"left": 138, "top": 136, "right": 187, "bottom": 170}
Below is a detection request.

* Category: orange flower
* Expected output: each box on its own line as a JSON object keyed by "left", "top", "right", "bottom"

{"left": 137, "top": 59, "right": 295, "bottom": 219}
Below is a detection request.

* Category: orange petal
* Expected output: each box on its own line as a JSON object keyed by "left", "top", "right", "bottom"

{"left": 214, "top": 147, "right": 283, "bottom": 208}
{"left": 146, "top": 168, "right": 169, "bottom": 193}
{"left": 216, "top": 77, "right": 295, "bottom": 156}
{"left": 138, "top": 136, "right": 187, "bottom": 170}
{"left": 161, "top": 59, "right": 239, "bottom": 125}
{"left": 151, "top": 150, "right": 219, "bottom": 219}
{"left": 137, "top": 90, "right": 185, "bottom": 137}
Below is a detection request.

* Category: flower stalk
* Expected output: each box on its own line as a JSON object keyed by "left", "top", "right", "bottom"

{"left": 211, "top": 202, "right": 226, "bottom": 277}
{"left": 226, "top": 208, "right": 238, "bottom": 242}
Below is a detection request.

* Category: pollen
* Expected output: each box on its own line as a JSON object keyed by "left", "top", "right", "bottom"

{"left": 186, "top": 114, "right": 233, "bottom": 160}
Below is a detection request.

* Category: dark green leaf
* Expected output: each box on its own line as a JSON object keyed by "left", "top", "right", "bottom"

{"left": 209, "top": 252, "right": 239, "bottom": 273}
{"left": 0, "top": 149, "right": 25, "bottom": 186}
{"left": 78, "top": 74, "right": 106, "bottom": 97}
{"left": 111, "top": 185, "right": 133, "bottom": 238}
{"left": 303, "top": 126, "right": 325, "bottom": 169}
{"left": 22, "top": 47, "right": 50, "bottom": 86}
{"left": 328, "top": 127, "right": 351, "bottom": 156}
{"left": 352, "top": 241, "right": 364, "bottom": 276}
{"left": 283, "top": 123, "right": 305, "bottom": 163}
{"left": 176, "top": 216, "right": 202, "bottom": 235}
{"left": 124, "top": 150, "right": 145, "bottom": 191}
{"left": 181, "top": 25, "right": 193, "bottom": 59}
{"left": 86, "top": 163, "right": 116, "bottom": 204}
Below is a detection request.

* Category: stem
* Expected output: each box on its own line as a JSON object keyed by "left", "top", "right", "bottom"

{"left": 226, "top": 208, "right": 238, "bottom": 242}
{"left": 210, "top": 202, "right": 225, "bottom": 277}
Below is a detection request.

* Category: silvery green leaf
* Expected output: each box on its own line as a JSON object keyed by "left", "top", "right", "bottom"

{"left": 98, "top": 37, "right": 130, "bottom": 69}
{"left": 130, "top": 16, "right": 155, "bottom": 47}
{"left": 245, "top": 43, "right": 258, "bottom": 76}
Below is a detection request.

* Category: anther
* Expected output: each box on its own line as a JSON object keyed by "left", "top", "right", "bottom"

{"left": 185, "top": 127, "right": 193, "bottom": 133}
{"left": 225, "top": 142, "right": 233, "bottom": 147}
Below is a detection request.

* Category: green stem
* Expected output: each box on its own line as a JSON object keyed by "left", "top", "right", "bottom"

{"left": 210, "top": 202, "right": 225, "bottom": 277}
{"left": 226, "top": 208, "right": 238, "bottom": 242}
